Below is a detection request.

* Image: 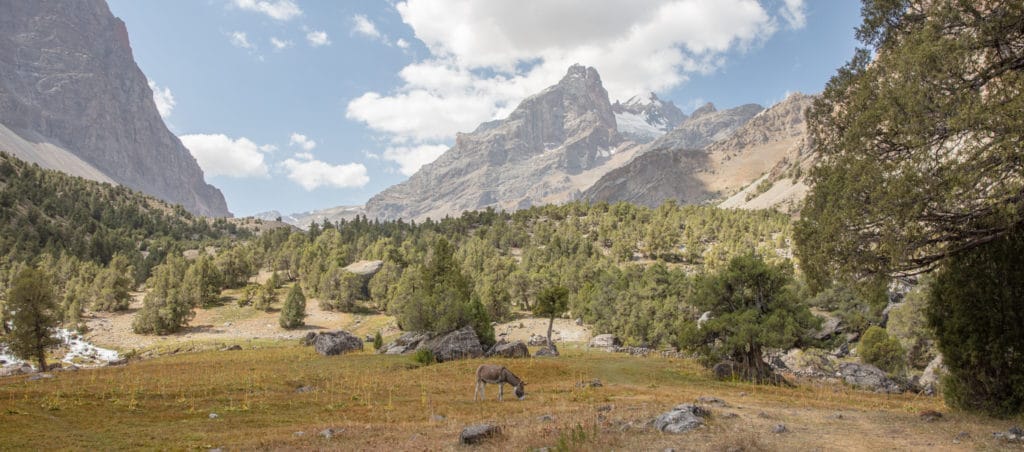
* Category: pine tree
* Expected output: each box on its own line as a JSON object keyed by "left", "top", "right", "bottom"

{"left": 534, "top": 285, "right": 569, "bottom": 348}
{"left": 253, "top": 279, "right": 277, "bottom": 312}
{"left": 132, "top": 256, "right": 193, "bottom": 335}
{"left": 2, "top": 267, "right": 61, "bottom": 370}
{"left": 279, "top": 284, "right": 306, "bottom": 329}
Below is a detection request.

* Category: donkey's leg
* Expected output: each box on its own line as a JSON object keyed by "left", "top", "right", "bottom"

{"left": 474, "top": 380, "right": 480, "bottom": 401}
{"left": 499, "top": 382, "right": 504, "bottom": 401}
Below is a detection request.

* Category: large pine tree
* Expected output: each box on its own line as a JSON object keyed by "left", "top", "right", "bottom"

{"left": 3, "top": 267, "right": 61, "bottom": 371}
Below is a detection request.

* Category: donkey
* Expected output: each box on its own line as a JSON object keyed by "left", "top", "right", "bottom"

{"left": 474, "top": 364, "right": 526, "bottom": 401}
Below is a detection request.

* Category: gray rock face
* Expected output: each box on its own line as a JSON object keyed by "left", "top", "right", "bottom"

{"left": 839, "top": 362, "right": 904, "bottom": 394}
{"left": 485, "top": 341, "right": 530, "bottom": 358}
{"left": 365, "top": 65, "right": 627, "bottom": 221}
{"left": 459, "top": 424, "right": 502, "bottom": 445}
{"left": 0, "top": 0, "right": 229, "bottom": 217}
{"left": 589, "top": 334, "right": 621, "bottom": 348}
{"left": 652, "top": 404, "right": 708, "bottom": 434}
{"left": 582, "top": 102, "right": 763, "bottom": 207}
{"left": 307, "top": 331, "right": 364, "bottom": 356}
{"left": 534, "top": 345, "right": 560, "bottom": 357}
{"left": 377, "top": 331, "right": 434, "bottom": 355}
{"left": 419, "top": 326, "right": 483, "bottom": 363}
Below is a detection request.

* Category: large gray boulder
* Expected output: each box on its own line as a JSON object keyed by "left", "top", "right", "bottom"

{"left": 459, "top": 424, "right": 502, "bottom": 444}
{"left": 307, "top": 331, "right": 363, "bottom": 356}
{"left": 377, "top": 331, "right": 433, "bottom": 355}
{"left": 418, "top": 326, "right": 483, "bottom": 363}
{"left": 652, "top": 404, "right": 708, "bottom": 433}
{"left": 781, "top": 348, "right": 840, "bottom": 378}
{"left": 839, "top": 362, "right": 904, "bottom": 393}
{"left": 485, "top": 341, "right": 530, "bottom": 358}
{"left": 589, "top": 334, "right": 621, "bottom": 348}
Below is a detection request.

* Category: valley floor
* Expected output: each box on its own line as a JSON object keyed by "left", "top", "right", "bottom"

{"left": 2, "top": 342, "right": 1021, "bottom": 450}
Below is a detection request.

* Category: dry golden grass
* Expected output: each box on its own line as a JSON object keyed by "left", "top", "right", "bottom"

{"left": 1, "top": 345, "right": 1020, "bottom": 451}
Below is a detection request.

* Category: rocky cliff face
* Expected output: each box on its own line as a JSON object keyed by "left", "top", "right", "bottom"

{"left": 611, "top": 93, "right": 686, "bottom": 143}
{"left": 0, "top": 0, "right": 230, "bottom": 217}
{"left": 365, "top": 65, "right": 643, "bottom": 221}
{"left": 582, "top": 102, "right": 764, "bottom": 206}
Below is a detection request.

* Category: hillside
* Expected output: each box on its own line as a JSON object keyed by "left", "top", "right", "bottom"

{"left": 0, "top": 0, "right": 230, "bottom": 217}
{"left": 0, "top": 151, "right": 242, "bottom": 271}
{"left": 584, "top": 94, "right": 814, "bottom": 210}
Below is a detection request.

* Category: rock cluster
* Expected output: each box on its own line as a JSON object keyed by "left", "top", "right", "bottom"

{"left": 377, "top": 326, "right": 484, "bottom": 363}
{"left": 302, "top": 331, "right": 363, "bottom": 356}
{"left": 652, "top": 404, "right": 709, "bottom": 434}
{"left": 485, "top": 341, "right": 530, "bottom": 358}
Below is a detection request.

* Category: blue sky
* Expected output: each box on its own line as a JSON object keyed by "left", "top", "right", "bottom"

{"left": 106, "top": 0, "right": 862, "bottom": 217}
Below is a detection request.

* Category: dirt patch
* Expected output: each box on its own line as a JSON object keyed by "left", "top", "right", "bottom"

{"left": 494, "top": 317, "right": 592, "bottom": 344}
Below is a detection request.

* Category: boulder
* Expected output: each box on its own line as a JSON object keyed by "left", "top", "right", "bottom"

{"left": 527, "top": 334, "right": 548, "bottom": 346}
{"left": 377, "top": 331, "right": 433, "bottom": 355}
{"left": 0, "top": 363, "right": 33, "bottom": 377}
{"left": 813, "top": 312, "right": 843, "bottom": 340}
{"left": 459, "top": 424, "right": 502, "bottom": 445}
{"left": 535, "top": 344, "right": 559, "bottom": 357}
{"left": 780, "top": 348, "right": 839, "bottom": 378}
{"left": 485, "top": 341, "right": 530, "bottom": 358}
{"left": 589, "top": 334, "right": 621, "bottom": 348}
{"left": 308, "top": 331, "right": 364, "bottom": 356}
{"left": 838, "top": 362, "right": 904, "bottom": 394}
{"left": 652, "top": 404, "right": 708, "bottom": 434}
{"left": 712, "top": 361, "right": 742, "bottom": 381}
{"left": 418, "top": 326, "right": 483, "bottom": 363}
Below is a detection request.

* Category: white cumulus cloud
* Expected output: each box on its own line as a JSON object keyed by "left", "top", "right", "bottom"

{"left": 383, "top": 144, "right": 449, "bottom": 176}
{"left": 352, "top": 14, "right": 382, "bottom": 39}
{"left": 229, "top": 31, "right": 254, "bottom": 49}
{"left": 780, "top": 0, "right": 807, "bottom": 29}
{"left": 147, "top": 80, "right": 175, "bottom": 119}
{"left": 232, "top": 0, "right": 301, "bottom": 21}
{"left": 347, "top": 0, "right": 788, "bottom": 150}
{"left": 180, "top": 134, "right": 271, "bottom": 178}
{"left": 306, "top": 30, "right": 331, "bottom": 47}
{"left": 269, "top": 37, "right": 293, "bottom": 50}
{"left": 280, "top": 154, "right": 369, "bottom": 190}
{"left": 396, "top": 38, "right": 410, "bottom": 49}
{"left": 289, "top": 132, "right": 317, "bottom": 151}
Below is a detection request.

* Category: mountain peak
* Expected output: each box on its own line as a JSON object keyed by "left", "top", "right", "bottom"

{"left": 690, "top": 102, "right": 717, "bottom": 119}
{"left": 612, "top": 92, "right": 687, "bottom": 142}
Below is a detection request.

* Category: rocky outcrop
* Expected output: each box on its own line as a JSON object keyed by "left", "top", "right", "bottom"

{"left": 485, "top": 341, "right": 530, "bottom": 358}
{"left": 589, "top": 334, "right": 621, "bottom": 348}
{"left": 304, "top": 331, "right": 364, "bottom": 356}
{"left": 459, "top": 424, "right": 502, "bottom": 445}
{"left": 365, "top": 65, "right": 644, "bottom": 221}
{"left": 652, "top": 404, "right": 708, "bottom": 434}
{"left": 377, "top": 331, "right": 433, "bottom": 355}
{"left": 0, "top": 0, "right": 229, "bottom": 217}
{"left": 839, "top": 362, "right": 905, "bottom": 394}
{"left": 420, "top": 326, "right": 484, "bottom": 362}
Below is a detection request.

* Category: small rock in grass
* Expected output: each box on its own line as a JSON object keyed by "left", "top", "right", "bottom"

{"left": 772, "top": 424, "right": 788, "bottom": 434}
{"left": 652, "top": 404, "right": 708, "bottom": 434}
{"left": 208, "top": 413, "right": 219, "bottom": 419}
{"left": 27, "top": 373, "right": 54, "bottom": 381}
{"left": 319, "top": 428, "right": 342, "bottom": 439}
{"left": 430, "top": 414, "right": 445, "bottom": 422}
{"left": 293, "top": 431, "right": 305, "bottom": 437}
{"left": 919, "top": 410, "right": 943, "bottom": 422}
{"left": 538, "top": 414, "right": 555, "bottom": 422}
{"left": 596, "top": 404, "right": 613, "bottom": 412}
{"left": 295, "top": 385, "right": 315, "bottom": 393}
{"left": 460, "top": 424, "right": 502, "bottom": 444}
{"left": 696, "top": 396, "right": 728, "bottom": 407}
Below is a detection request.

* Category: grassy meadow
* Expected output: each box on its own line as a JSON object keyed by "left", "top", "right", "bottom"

{"left": 1, "top": 343, "right": 1018, "bottom": 451}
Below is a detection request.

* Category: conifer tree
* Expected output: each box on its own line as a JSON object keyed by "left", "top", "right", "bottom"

{"left": 3, "top": 267, "right": 60, "bottom": 371}
{"left": 279, "top": 284, "right": 306, "bottom": 329}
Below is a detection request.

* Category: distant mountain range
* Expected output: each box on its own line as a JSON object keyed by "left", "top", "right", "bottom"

{"left": 262, "top": 65, "right": 816, "bottom": 228}
{"left": 0, "top": 0, "right": 230, "bottom": 217}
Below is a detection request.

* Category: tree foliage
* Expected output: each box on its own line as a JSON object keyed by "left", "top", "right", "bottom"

{"left": 132, "top": 256, "right": 193, "bottom": 335}
{"left": 534, "top": 285, "right": 569, "bottom": 347}
{"left": 927, "top": 228, "right": 1024, "bottom": 417}
{"left": 681, "top": 255, "right": 819, "bottom": 383}
{"left": 858, "top": 325, "right": 906, "bottom": 374}
{"left": 279, "top": 284, "right": 306, "bottom": 329}
{"left": 2, "top": 267, "right": 60, "bottom": 371}
{"left": 796, "top": 0, "right": 1024, "bottom": 287}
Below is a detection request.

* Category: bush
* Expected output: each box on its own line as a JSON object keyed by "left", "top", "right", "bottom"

{"left": 928, "top": 228, "right": 1024, "bottom": 417}
{"left": 412, "top": 348, "right": 435, "bottom": 366}
{"left": 373, "top": 331, "right": 383, "bottom": 350}
{"left": 886, "top": 279, "right": 936, "bottom": 369}
{"left": 858, "top": 326, "right": 906, "bottom": 374}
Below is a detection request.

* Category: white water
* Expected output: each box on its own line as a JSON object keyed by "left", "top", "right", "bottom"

{"left": 0, "top": 329, "right": 119, "bottom": 368}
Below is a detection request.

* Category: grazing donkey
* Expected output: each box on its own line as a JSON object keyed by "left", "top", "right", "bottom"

{"left": 474, "top": 364, "right": 526, "bottom": 401}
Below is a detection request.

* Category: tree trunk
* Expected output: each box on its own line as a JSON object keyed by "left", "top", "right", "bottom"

{"left": 36, "top": 349, "right": 47, "bottom": 372}
{"left": 546, "top": 314, "right": 555, "bottom": 347}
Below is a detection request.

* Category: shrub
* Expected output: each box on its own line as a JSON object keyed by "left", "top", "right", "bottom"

{"left": 412, "top": 348, "right": 435, "bottom": 366}
{"left": 279, "top": 284, "right": 306, "bottom": 329}
{"left": 373, "top": 331, "right": 383, "bottom": 350}
{"left": 858, "top": 326, "right": 906, "bottom": 374}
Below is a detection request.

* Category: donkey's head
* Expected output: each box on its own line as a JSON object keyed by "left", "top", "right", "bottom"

{"left": 514, "top": 381, "right": 526, "bottom": 400}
